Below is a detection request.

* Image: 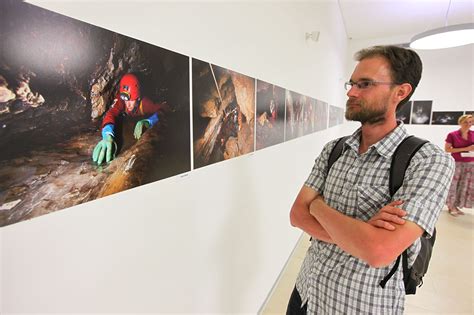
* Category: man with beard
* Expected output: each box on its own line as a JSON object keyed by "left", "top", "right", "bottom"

{"left": 287, "top": 46, "right": 454, "bottom": 314}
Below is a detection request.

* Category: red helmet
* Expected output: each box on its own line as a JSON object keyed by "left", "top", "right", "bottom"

{"left": 119, "top": 73, "right": 140, "bottom": 101}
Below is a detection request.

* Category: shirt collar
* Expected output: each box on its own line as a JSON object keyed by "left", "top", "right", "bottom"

{"left": 344, "top": 121, "right": 409, "bottom": 159}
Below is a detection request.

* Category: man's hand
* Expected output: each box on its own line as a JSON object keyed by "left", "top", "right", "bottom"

{"left": 309, "top": 194, "right": 325, "bottom": 217}
{"left": 289, "top": 186, "right": 334, "bottom": 243}
{"left": 92, "top": 134, "right": 116, "bottom": 165}
{"left": 367, "top": 200, "right": 406, "bottom": 231}
{"left": 134, "top": 119, "right": 150, "bottom": 140}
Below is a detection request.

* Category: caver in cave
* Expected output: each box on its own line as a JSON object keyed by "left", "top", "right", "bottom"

{"left": 92, "top": 73, "right": 170, "bottom": 165}
{"left": 192, "top": 61, "right": 254, "bottom": 168}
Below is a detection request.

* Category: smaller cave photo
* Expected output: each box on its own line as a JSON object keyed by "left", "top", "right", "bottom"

{"left": 411, "top": 100, "right": 432, "bottom": 125}
{"left": 396, "top": 101, "right": 412, "bottom": 124}
{"left": 431, "top": 111, "right": 464, "bottom": 125}
{"left": 285, "top": 90, "right": 308, "bottom": 141}
{"left": 192, "top": 59, "right": 255, "bottom": 169}
{"left": 314, "top": 99, "right": 328, "bottom": 132}
{"left": 256, "top": 80, "right": 285, "bottom": 150}
{"left": 328, "top": 105, "right": 345, "bottom": 127}
{"left": 0, "top": 0, "right": 190, "bottom": 227}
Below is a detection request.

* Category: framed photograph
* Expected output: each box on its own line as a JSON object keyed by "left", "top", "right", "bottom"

{"left": 314, "top": 99, "right": 328, "bottom": 132}
{"left": 256, "top": 80, "right": 285, "bottom": 150}
{"left": 431, "top": 111, "right": 464, "bottom": 125}
{"left": 396, "top": 101, "right": 412, "bottom": 124}
{"left": 0, "top": 0, "right": 190, "bottom": 227}
{"left": 411, "top": 100, "right": 432, "bottom": 125}
{"left": 329, "top": 105, "right": 344, "bottom": 127}
{"left": 192, "top": 59, "right": 255, "bottom": 168}
{"left": 285, "top": 90, "right": 306, "bottom": 140}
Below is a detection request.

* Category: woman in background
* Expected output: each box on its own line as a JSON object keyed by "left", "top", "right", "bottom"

{"left": 445, "top": 114, "right": 474, "bottom": 216}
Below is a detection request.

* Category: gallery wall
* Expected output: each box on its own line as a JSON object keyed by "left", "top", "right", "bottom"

{"left": 1, "top": 1, "right": 350, "bottom": 313}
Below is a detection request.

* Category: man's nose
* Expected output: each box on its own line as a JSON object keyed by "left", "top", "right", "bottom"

{"left": 346, "top": 85, "right": 359, "bottom": 98}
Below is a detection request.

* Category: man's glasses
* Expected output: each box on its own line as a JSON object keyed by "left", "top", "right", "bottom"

{"left": 344, "top": 80, "right": 395, "bottom": 91}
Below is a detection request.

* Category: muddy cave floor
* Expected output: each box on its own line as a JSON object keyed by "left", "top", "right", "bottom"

{"left": 0, "top": 131, "right": 113, "bottom": 226}
{"left": 0, "top": 125, "right": 180, "bottom": 227}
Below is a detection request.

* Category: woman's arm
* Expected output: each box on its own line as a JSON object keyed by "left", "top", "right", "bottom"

{"left": 444, "top": 142, "right": 474, "bottom": 153}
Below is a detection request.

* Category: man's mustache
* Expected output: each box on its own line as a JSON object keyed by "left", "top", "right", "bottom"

{"left": 346, "top": 100, "right": 361, "bottom": 107}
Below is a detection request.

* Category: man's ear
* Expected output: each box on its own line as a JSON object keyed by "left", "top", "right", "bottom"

{"left": 397, "top": 83, "right": 412, "bottom": 100}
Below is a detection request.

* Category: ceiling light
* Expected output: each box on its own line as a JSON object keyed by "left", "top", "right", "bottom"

{"left": 410, "top": 23, "right": 474, "bottom": 49}
{"left": 409, "top": 0, "right": 474, "bottom": 50}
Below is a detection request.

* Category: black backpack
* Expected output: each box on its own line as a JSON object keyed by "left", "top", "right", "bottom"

{"left": 327, "top": 135, "right": 434, "bottom": 295}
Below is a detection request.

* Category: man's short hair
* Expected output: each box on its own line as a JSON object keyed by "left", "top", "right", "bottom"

{"left": 355, "top": 45, "right": 422, "bottom": 110}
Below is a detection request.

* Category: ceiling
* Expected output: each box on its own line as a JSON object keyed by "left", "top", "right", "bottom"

{"left": 338, "top": 0, "right": 473, "bottom": 41}
{"left": 27, "top": 0, "right": 474, "bottom": 43}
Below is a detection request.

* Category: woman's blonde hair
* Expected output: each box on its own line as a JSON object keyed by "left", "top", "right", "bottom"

{"left": 458, "top": 114, "right": 473, "bottom": 124}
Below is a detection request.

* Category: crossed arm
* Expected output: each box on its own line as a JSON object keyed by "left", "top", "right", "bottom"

{"left": 289, "top": 185, "right": 423, "bottom": 267}
{"left": 445, "top": 142, "right": 474, "bottom": 153}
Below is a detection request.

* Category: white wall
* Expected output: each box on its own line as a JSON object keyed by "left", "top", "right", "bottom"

{"left": 1, "top": 1, "right": 350, "bottom": 313}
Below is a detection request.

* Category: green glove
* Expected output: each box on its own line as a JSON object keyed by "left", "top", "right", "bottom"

{"left": 92, "top": 135, "right": 116, "bottom": 165}
{"left": 134, "top": 119, "right": 150, "bottom": 140}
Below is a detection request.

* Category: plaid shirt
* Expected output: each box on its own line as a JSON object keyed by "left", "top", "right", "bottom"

{"left": 295, "top": 123, "right": 454, "bottom": 314}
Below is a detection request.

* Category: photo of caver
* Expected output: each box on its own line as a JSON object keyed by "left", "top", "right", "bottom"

{"left": 328, "top": 104, "right": 344, "bottom": 127}
{"left": 0, "top": 0, "right": 190, "bottom": 227}
{"left": 411, "top": 100, "right": 432, "bottom": 124}
{"left": 192, "top": 59, "right": 255, "bottom": 168}
{"left": 396, "top": 101, "right": 412, "bottom": 124}
{"left": 285, "top": 90, "right": 307, "bottom": 140}
{"left": 92, "top": 73, "right": 170, "bottom": 165}
{"left": 303, "top": 98, "right": 316, "bottom": 136}
{"left": 256, "top": 80, "right": 285, "bottom": 150}
{"left": 314, "top": 99, "right": 328, "bottom": 132}
{"left": 432, "top": 111, "right": 464, "bottom": 125}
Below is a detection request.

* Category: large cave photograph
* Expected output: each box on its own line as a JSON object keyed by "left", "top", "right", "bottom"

{"left": 192, "top": 59, "right": 255, "bottom": 169}
{"left": 256, "top": 80, "right": 285, "bottom": 150}
{"left": 0, "top": 0, "right": 190, "bottom": 227}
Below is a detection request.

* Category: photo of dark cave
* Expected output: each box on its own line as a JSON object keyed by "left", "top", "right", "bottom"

{"left": 411, "top": 100, "right": 432, "bottom": 125}
{"left": 285, "top": 90, "right": 307, "bottom": 141}
{"left": 314, "top": 99, "right": 328, "bottom": 132}
{"left": 0, "top": 0, "right": 190, "bottom": 227}
{"left": 396, "top": 101, "right": 412, "bottom": 124}
{"left": 192, "top": 59, "right": 255, "bottom": 169}
{"left": 431, "top": 111, "right": 464, "bottom": 125}
{"left": 256, "top": 80, "right": 285, "bottom": 150}
{"left": 328, "top": 105, "right": 344, "bottom": 127}
{"left": 302, "top": 98, "right": 316, "bottom": 136}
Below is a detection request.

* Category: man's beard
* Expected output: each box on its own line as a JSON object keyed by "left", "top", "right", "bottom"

{"left": 345, "top": 100, "right": 387, "bottom": 125}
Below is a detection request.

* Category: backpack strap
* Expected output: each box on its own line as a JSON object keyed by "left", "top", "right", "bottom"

{"left": 379, "top": 135, "right": 428, "bottom": 289}
{"left": 327, "top": 136, "right": 350, "bottom": 171}
{"left": 380, "top": 255, "right": 401, "bottom": 288}
{"left": 389, "top": 136, "right": 428, "bottom": 196}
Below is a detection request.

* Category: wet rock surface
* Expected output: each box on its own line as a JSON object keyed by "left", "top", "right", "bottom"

{"left": 0, "top": 119, "right": 184, "bottom": 227}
